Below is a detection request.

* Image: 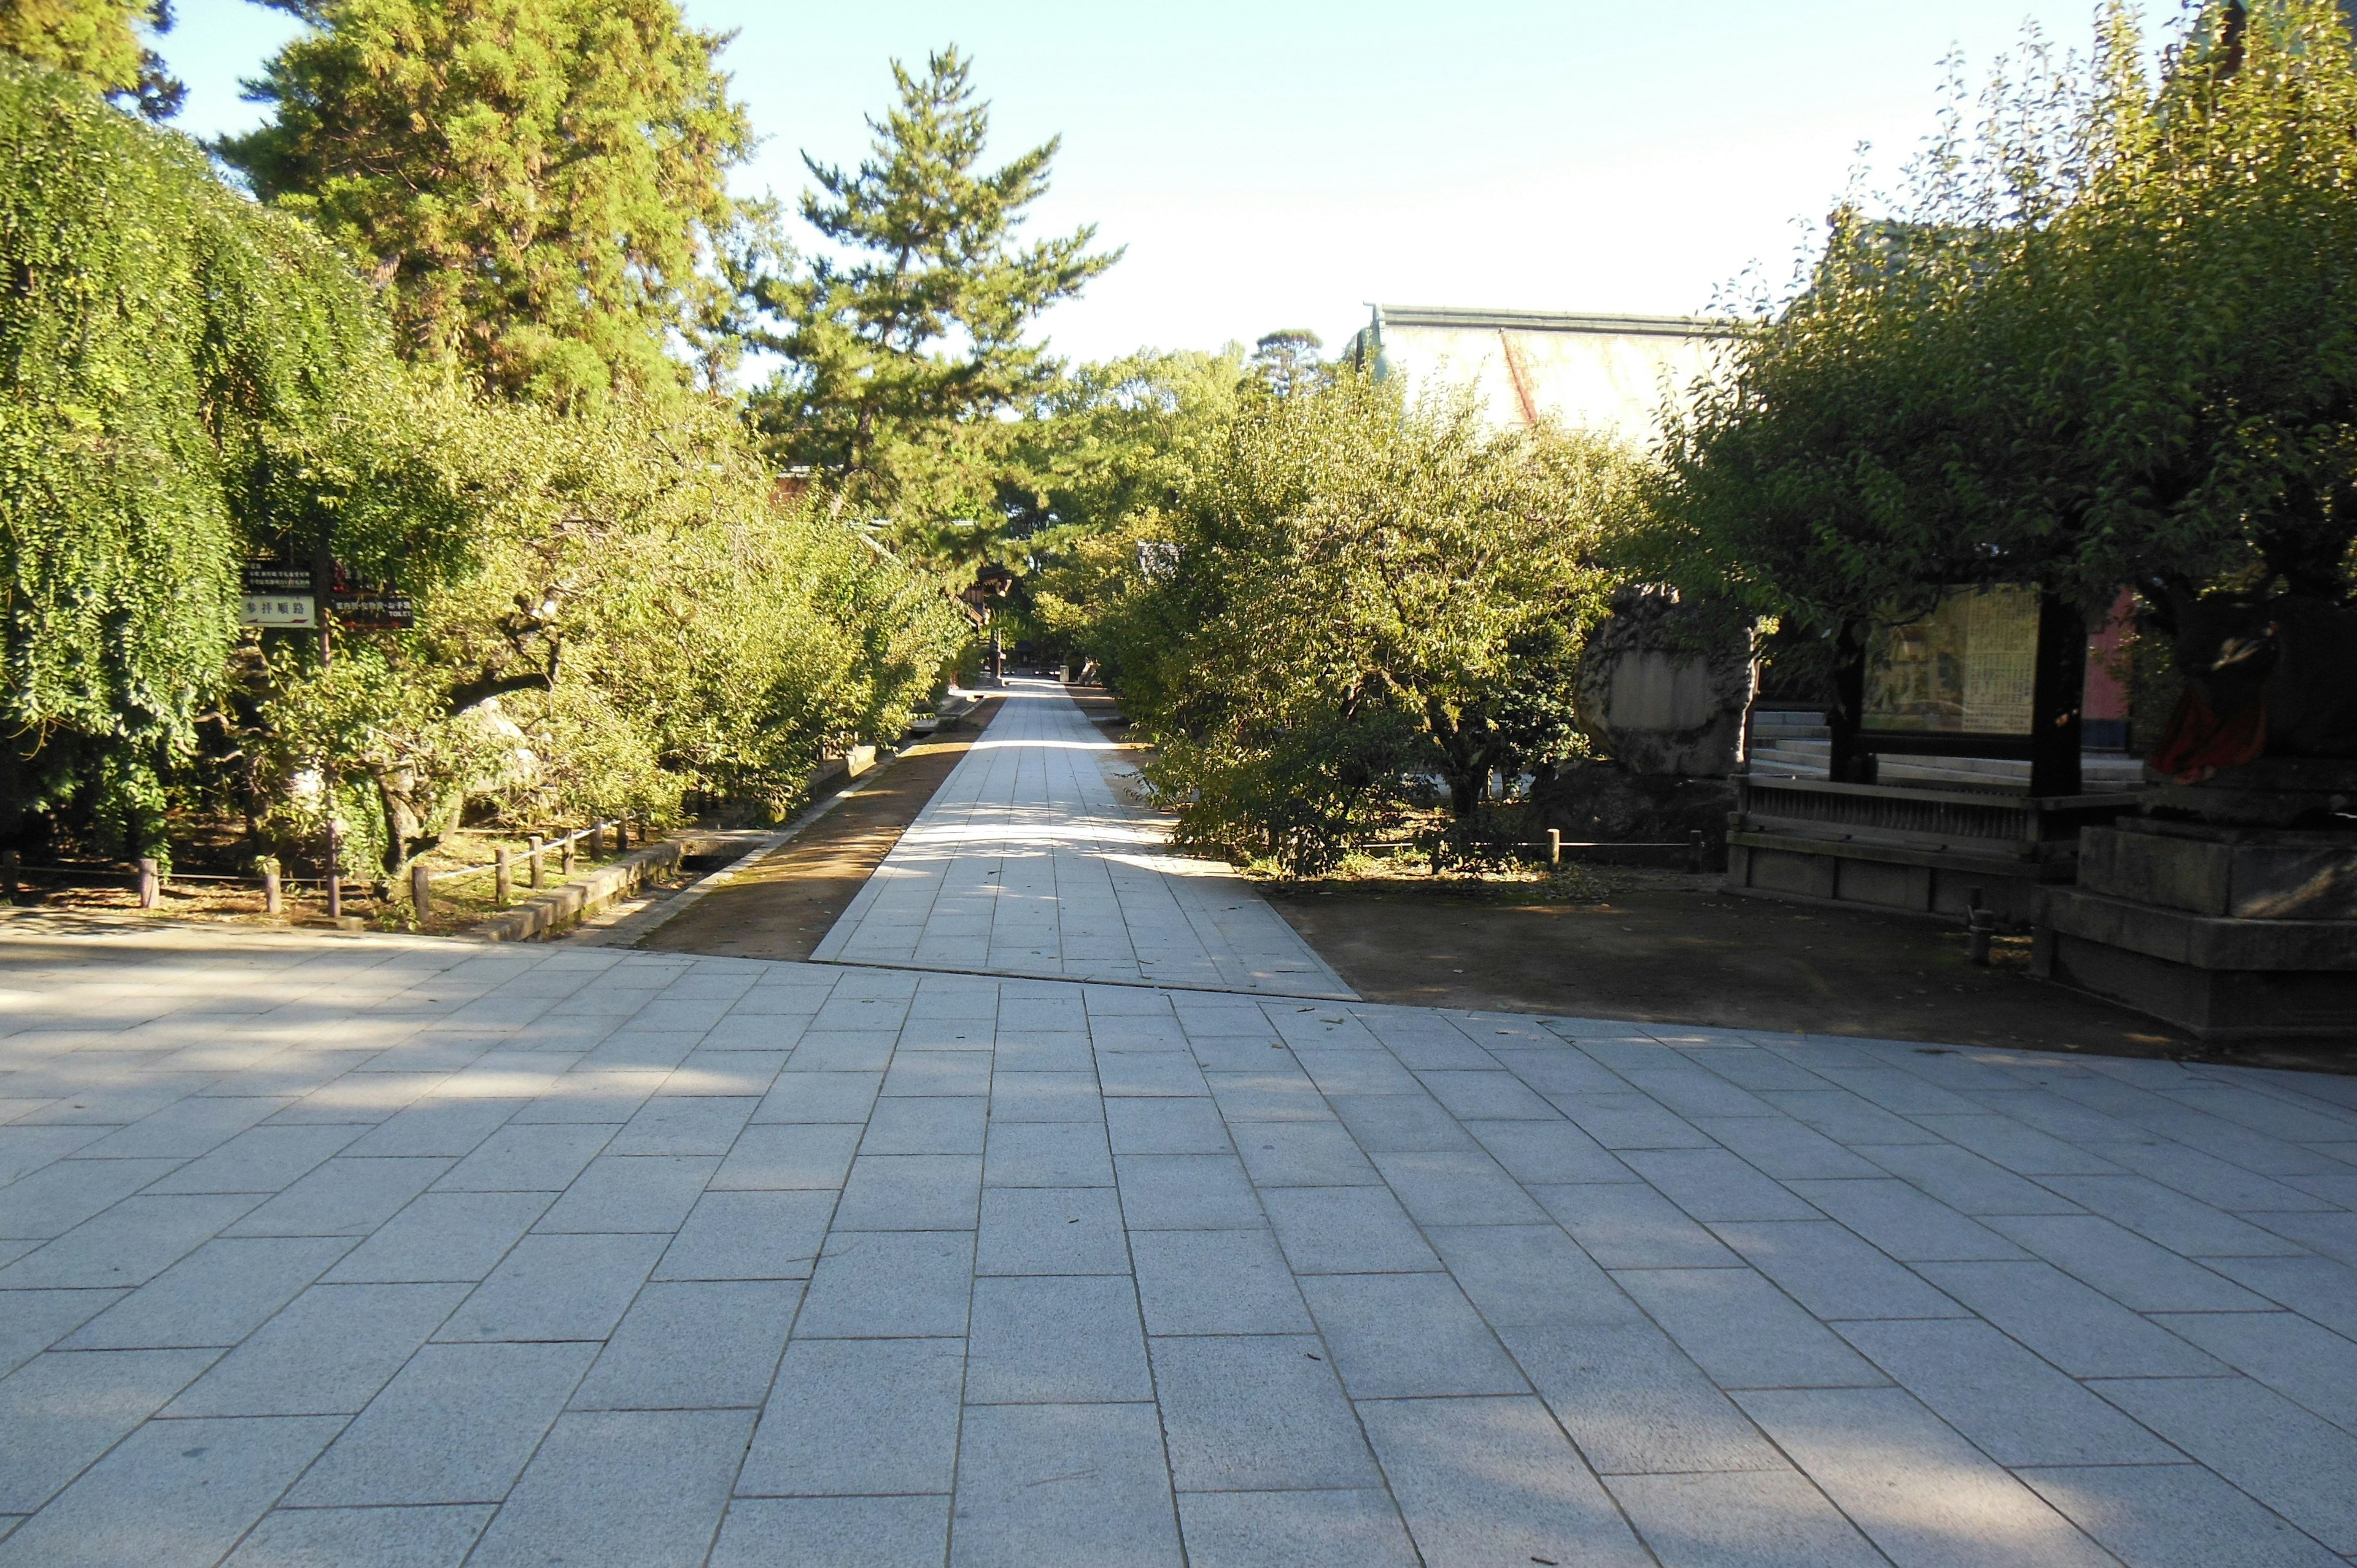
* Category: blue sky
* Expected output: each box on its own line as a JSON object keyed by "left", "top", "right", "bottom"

{"left": 165, "top": 0, "right": 2144, "bottom": 363}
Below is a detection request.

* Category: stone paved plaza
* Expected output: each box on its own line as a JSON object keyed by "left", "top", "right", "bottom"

{"left": 1, "top": 687, "right": 2355, "bottom": 1566}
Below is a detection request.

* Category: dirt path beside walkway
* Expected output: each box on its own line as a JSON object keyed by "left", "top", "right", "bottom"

{"left": 637, "top": 698, "right": 1002, "bottom": 962}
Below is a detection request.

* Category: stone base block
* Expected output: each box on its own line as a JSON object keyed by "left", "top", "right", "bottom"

{"left": 1727, "top": 834, "right": 2052, "bottom": 924}
{"left": 2035, "top": 888, "right": 2357, "bottom": 1043}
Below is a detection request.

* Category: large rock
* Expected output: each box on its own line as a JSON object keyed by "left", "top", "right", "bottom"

{"left": 1575, "top": 586, "right": 1754, "bottom": 778}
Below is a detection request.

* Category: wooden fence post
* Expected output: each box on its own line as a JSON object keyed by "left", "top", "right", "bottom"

{"left": 327, "top": 868, "right": 342, "bottom": 920}
{"left": 495, "top": 846, "right": 513, "bottom": 906}
{"left": 527, "top": 833, "right": 544, "bottom": 889}
{"left": 589, "top": 821, "right": 605, "bottom": 859}
{"left": 410, "top": 862, "right": 432, "bottom": 919}
{"left": 137, "top": 857, "right": 160, "bottom": 908}
{"left": 560, "top": 832, "right": 575, "bottom": 878}
{"left": 262, "top": 866, "right": 282, "bottom": 916}
{"left": 1, "top": 849, "right": 17, "bottom": 903}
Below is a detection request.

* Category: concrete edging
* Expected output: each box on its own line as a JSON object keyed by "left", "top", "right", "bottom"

{"left": 472, "top": 838, "right": 685, "bottom": 943}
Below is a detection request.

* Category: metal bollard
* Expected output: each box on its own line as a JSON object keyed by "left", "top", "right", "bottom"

{"left": 263, "top": 867, "right": 282, "bottom": 916}
{"left": 1968, "top": 906, "right": 1996, "bottom": 967}
{"left": 495, "top": 846, "right": 513, "bottom": 906}
{"left": 1547, "top": 829, "right": 1562, "bottom": 868}
{"left": 527, "top": 833, "right": 545, "bottom": 889}
{"left": 137, "top": 857, "right": 160, "bottom": 908}
{"left": 411, "top": 862, "right": 433, "bottom": 920}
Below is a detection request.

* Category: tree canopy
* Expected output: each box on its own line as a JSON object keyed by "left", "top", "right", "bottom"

{"left": 736, "top": 48, "right": 1118, "bottom": 544}
{"left": 1658, "top": 0, "right": 2357, "bottom": 633}
{"left": 0, "top": 0, "right": 180, "bottom": 116}
{"left": 221, "top": 0, "right": 753, "bottom": 408}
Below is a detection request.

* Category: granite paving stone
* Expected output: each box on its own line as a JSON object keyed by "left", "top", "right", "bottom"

{"left": 0, "top": 748, "right": 2348, "bottom": 1564}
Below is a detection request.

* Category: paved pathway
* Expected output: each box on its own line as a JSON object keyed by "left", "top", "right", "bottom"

{"left": 812, "top": 681, "right": 1353, "bottom": 999}
{"left": 2, "top": 919, "right": 2356, "bottom": 1566}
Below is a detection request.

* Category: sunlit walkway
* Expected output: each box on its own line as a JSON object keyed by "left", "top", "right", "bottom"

{"left": 813, "top": 679, "right": 1354, "bottom": 998}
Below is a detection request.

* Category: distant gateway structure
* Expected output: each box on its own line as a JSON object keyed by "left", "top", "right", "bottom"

{"left": 1344, "top": 305, "right": 1735, "bottom": 447}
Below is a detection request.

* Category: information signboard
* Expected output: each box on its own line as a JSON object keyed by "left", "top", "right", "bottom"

{"left": 1864, "top": 585, "right": 2040, "bottom": 736}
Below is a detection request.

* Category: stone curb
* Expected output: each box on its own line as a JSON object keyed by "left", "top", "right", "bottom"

{"left": 473, "top": 838, "right": 685, "bottom": 943}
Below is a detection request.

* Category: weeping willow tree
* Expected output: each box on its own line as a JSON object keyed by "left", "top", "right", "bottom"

{"left": 0, "top": 56, "right": 472, "bottom": 861}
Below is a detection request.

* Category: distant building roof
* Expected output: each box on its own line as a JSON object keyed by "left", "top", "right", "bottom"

{"left": 1347, "top": 304, "right": 1736, "bottom": 446}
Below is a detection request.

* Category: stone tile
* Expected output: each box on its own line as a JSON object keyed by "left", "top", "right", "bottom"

{"left": 535, "top": 1155, "right": 718, "bottom": 1233}
{"left": 2144, "top": 1310, "right": 2357, "bottom": 1435}
{"left": 1784, "top": 1177, "right": 2027, "bottom": 1262}
{"left": 2018, "top": 1464, "right": 2345, "bottom": 1568}
{"left": 0, "top": 1347, "right": 217, "bottom": 1512}
{"left": 1463, "top": 1118, "right": 1632, "bottom": 1183}
{"left": 141, "top": 1123, "right": 368, "bottom": 1194}
{"left": 1711, "top": 1220, "right": 1964, "bottom": 1321}
{"left": 832, "top": 1154, "right": 981, "bottom": 1230}
{"left": 322, "top": 1191, "right": 552, "bottom": 1283}
{"left": 1617, "top": 1065, "right": 1777, "bottom": 1119}
{"left": 1177, "top": 1490, "right": 1417, "bottom": 1567}
{"left": 0, "top": 1289, "right": 123, "bottom": 1378}
{"left": 605, "top": 1095, "right": 755, "bottom": 1157}
{"left": 988, "top": 1072, "right": 1101, "bottom": 1123}
{"left": 1608, "top": 1470, "right": 1887, "bottom": 1568}
{"left": 0, "top": 1413, "right": 343, "bottom": 1568}
{"left": 430, "top": 1123, "right": 614, "bottom": 1191}
{"left": 1326, "top": 1093, "right": 1475, "bottom": 1152}
{"left": 1358, "top": 1395, "right": 1652, "bottom": 1568}
{"left": 710, "top": 1497, "right": 950, "bottom": 1568}
{"left": 1985, "top": 1213, "right": 2274, "bottom": 1312}
{"left": 344, "top": 1099, "right": 522, "bottom": 1159}
{"left": 435, "top": 1232, "right": 665, "bottom": 1342}
{"left": 981, "top": 1121, "right": 1112, "bottom": 1187}
{"left": 1916, "top": 1259, "right": 2226, "bottom": 1378}
{"left": 1096, "top": 1052, "right": 1209, "bottom": 1098}
{"left": 289, "top": 1340, "right": 597, "bottom": 1506}
{"left": 654, "top": 1189, "right": 832, "bottom": 1280}
{"left": 949, "top": 1401, "right": 1179, "bottom": 1567}
{"left": 1530, "top": 1182, "right": 1738, "bottom": 1268}
{"left": 794, "top": 1230, "right": 973, "bottom": 1338}
{"left": 2200, "top": 1253, "right": 2357, "bottom": 1338}
{"left": 220, "top": 1504, "right": 493, "bottom": 1567}
{"left": 991, "top": 1033, "right": 1093, "bottom": 1072}
{"left": 2091, "top": 1377, "right": 2357, "bottom": 1553}
{"left": 665, "top": 1049, "right": 787, "bottom": 1096}
{"left": 466, "top": 1408, "right": 749, "bottom": 1568}
{"left": 1427, "top": 1222, "right": 1645, "bottom": 1329}
{"left": 785, "top": 1031, "right": 897, "bottom": 1073}
{"left": 1105, "top": 1097, "right": 1230, "bottom": 1154}
{"left": 1839, "top": 1317, "right": 2183, "bottom": 1466}
{"left": 882, "top": 1051, "right": 994, "bottom": 1098}
{"left": 1614, "top": 1267, "right": 1884, "bottom": 1391}
{"left": 1131, "top": 1229, "right": 1309, "bottom": 1334}
{"left": 1261, "top": 1185, "right": 1436, "bottom": 1273}
{"left": 1233, "top": 1122, "right": 1381, "bottom": 1186}
{"left": 861, "top": 1095, "right": 988, "bottom": 1156}
{"left": 227, "top": 1158, "right": 452, "bottom": 1238}
{"left": 1300, "top": 1272, "right": 1526, "bottom": 1398}
{"left": 1622, "top": 1146, "right": 1820, "bottom": 1222}
{"left": 749, "top": 1070, "right": 881, "bottom": 1124}
{"left": 1149, "top": 1334, "right": 1380, "bottom": 1490}
{"left": 1415, "top": 1069, "right": 1560, "bottom": 1120}
{"left": 1116, "top": 1153, "right": 1264, "bottom": 1229}
{"left": 1553, "top": 1093, "right": 1720, "bottom": 1151}
{"left": 967, "top": 1275, "right": 1151, "bottom": 1402}
{"left": 977, "top": 1186, "right": 1129, "bottom": 1275}
{"left": 710, "top": 1122, "right": 860, "bottom": 1191}
{"left": 1, "top": 1192, "right": 263, "bottom": 1288}
{"left": 1738, "top": 1386, "right": 2118, "bottom": 1567}
{"left": 59, "top": 1235, "right": 350, "bottom": 1348}
{"left": 2040, "top": 1173, "right": 2310, "bottom": 1256}
{"left": 1856, "top": 1141, "right": 2084, "bottom": 1215}
{"left": 1681, "top": 1114, "right": 1884, "bottom": 1181}
{"left": 571, "top": 1280, "right": 797, "bottom": 1410}
{"left": 1371, "top": 1149, "right": 1549, "bottom": 1226}
{"left": 166, "top": 1282, "right": 469, "bottom": 1416}
{"left": 738, "top": 1336, "right": 964, "bottom": 1495}
{"left": 1761, "top": 1089, "right": 1942, "bottom": 1146}
{"left": 1497, "top": 1321, "right": 1785, "bottom": 1474}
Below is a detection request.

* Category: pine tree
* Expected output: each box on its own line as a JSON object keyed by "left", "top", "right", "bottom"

{"left": 738, "top": 47, "right": 1118, "bottom": 530}
{"left": 220, "top": 0, "right": 752, "bottom": 407}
